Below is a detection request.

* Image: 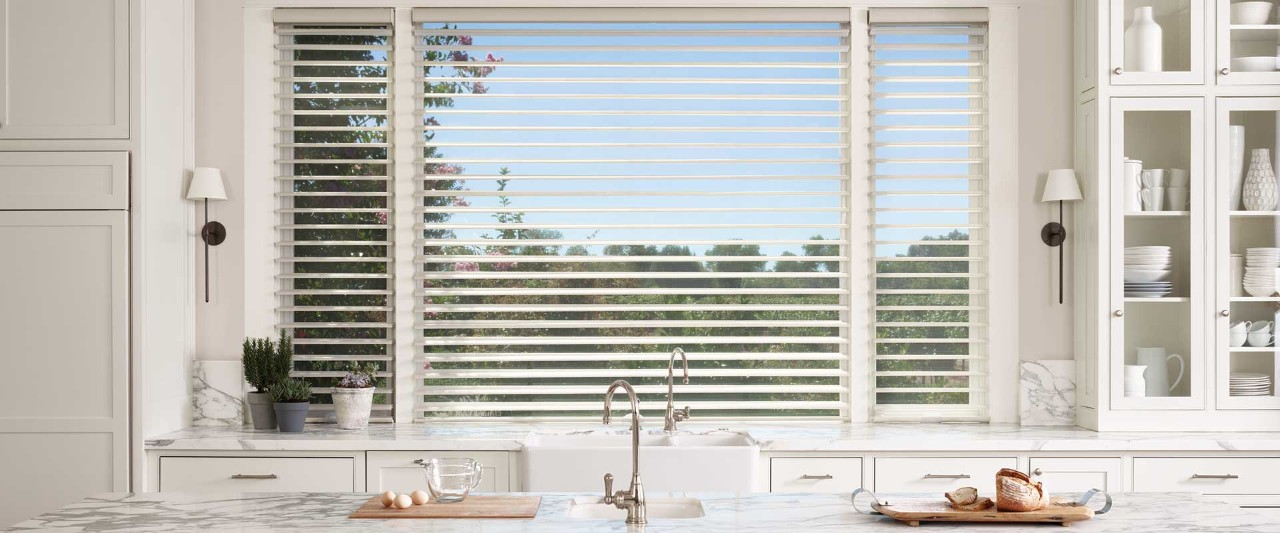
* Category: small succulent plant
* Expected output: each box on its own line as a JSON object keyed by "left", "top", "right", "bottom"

{"left": 269, "top": 378, "right": 313, "bottom": 403}
{"left": 336, "top": 363, "right": 378, "bottom": 389}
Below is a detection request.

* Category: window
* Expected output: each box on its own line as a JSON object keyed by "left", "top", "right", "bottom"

{"left": 410, "top": 8, "right": 852, "bottom": 419}
{"left": 275, "top": 10, "right": 395, "bottom": 421}
{"left": 869, "top": 11, "right": 989, "bottom": 421}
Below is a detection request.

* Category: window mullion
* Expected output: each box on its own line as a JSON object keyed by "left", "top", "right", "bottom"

{"left": 391, "top": 7, "right": 419, "bottom": 423}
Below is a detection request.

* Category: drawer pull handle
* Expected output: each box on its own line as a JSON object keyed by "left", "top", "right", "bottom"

{"left": 800, "top": 474, "right": 834, "bottom": 480}
{"left": 923, "top": 474, "right": 970, "bottom": 479}
{"left": 1191, "top": 474, "right": 1239, "bottom": 480}
{"left": 230, "top": 474, "right": 278, "bottom": 480}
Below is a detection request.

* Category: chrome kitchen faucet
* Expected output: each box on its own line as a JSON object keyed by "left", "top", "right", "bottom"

{"left": 664, "top": 347, "right": 691, "bottom": 432}
{"left": 601, "top": 379, "right": 646, "bottom": 525}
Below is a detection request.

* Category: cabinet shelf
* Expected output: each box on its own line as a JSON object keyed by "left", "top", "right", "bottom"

{"left": 1230, "top": 347, "right": 1278, "bottom": 353}
{"left": 1230, "top": 211, "right": 1280, "bottom": 217}
{"left": 1229, "top": 25, "right": 1280, "bottom": 41}
{"left": 1230, "top": 297, "right": 1280, "bottom": 302}
{"left": 1126, "top": 211, "right": 1190, "bottom": 217}
{"left": 1124, "top": 297, "right": 1189, "bottom": 303}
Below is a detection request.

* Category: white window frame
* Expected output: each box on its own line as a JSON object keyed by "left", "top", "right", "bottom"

{"left": 242, "top": 3, "right": 1018, "bottom": 424}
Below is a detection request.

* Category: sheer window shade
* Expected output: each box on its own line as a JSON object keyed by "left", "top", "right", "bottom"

{"left": 410, "top": 9, "right": 852, "bottom": 419}
{"left": 275, "top": 12, "right": 396, "bottom": 421}
{"left": 869, "top": 15, "right": 989, "bottom": 421}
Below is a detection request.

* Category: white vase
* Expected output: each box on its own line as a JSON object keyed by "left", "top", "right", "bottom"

{"left": 1124, "top": 6, "right": 1163, "bottom": 72}
{"left": 331, "top": 387, "right": 375, "bottom": 429}
{"left": 1244, "top": 148, "right": 1278, "bottom": 211}
{"left": 1231, "top": 125, "right": 1246, "bottom": 210}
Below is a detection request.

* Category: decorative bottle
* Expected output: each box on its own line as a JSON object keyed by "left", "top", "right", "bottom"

{"left": 1243, "top": 149, "right": 1278, "bottom": 212}
{"left": 1124, "top": 6, "right": 1163, "bottom": 72}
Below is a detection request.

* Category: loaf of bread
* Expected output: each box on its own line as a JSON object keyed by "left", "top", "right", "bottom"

{"left": 995, "top": 468, "right": 1047, "bottom": 512}
{"left": 945, "top": 486, "right": 994, "bottom": 511}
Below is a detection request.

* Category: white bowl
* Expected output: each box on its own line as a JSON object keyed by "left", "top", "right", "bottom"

{"left": 1232, "top": 56, "right": 1277, "bottom": 72}
{"left": 1232, "top": 1, "right": 1274, "bottom": 25}
{"left": 1246, "top": 284, "right": 1277, "bottom": 297}
{"left": 1124, "top": 270, "right": 1172, "bottom": 283}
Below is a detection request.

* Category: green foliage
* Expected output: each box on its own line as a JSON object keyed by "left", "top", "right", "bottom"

{"left": 242, "top": 337, "right": 275, "bottom": 393}
{"left": 270, "top": 378, "right": 313, "bottom": 403}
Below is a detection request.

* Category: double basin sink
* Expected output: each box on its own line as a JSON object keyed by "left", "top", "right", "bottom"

{"left": 520, "top": 430, "right": 758, "bottom": 519}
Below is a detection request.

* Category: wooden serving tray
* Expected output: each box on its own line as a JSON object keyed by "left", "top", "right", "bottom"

{"left": 349, "top": 495, "right": 541, "bottom": 519}
{"left": 874, "top": 496, "right": 1093, "bottom": 527}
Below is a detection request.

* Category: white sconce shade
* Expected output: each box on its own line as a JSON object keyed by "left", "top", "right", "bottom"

{"left": 187, "top": 167, "right": 227, "bottom": 201}
{"left": 1041, "top": 168, "right": 1083, "bottom": 203}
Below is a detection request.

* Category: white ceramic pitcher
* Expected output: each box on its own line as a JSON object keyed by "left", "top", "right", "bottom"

{"left": 1135, "top": 347, "right": 1185, "bottom": 397}
{"left": 1124, "top": 365, "right": 1148, "bottom": 398}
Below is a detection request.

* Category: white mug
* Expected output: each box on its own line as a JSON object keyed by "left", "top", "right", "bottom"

{"left": 1166, "top": 187, "right": 1188, "bottom": 211}
{"left": 1141, "top": 188, "right": 1166, "bottom": 211}
{"left": 1141, "top": 169, "right": 1166, "bottom": 188}
{"left": 1248, "top": 331, "right": 1276, "bottom": 347}
{"left": 1231, "top": 331, "right": 1249, "bottom": 347}
{"left": 1168, "top": 168, "right": 1189, "bottom": 187}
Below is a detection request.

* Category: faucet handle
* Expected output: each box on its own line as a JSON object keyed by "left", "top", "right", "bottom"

{"left": 602, "top": 473, "right": 615, "bottom": 504}
{"left": 675, "top": 406, "right": 691, "bottom": 421}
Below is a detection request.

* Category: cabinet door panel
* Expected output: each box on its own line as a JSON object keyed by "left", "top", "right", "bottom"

{"left": 0, "top": 0, "right": 129, "bottom": 139}
{"left": 1029, "top": 457, "right": 1122, "bottom": 492}
{"left": 160, "top": 457, "right": 356, "bottom": 492}
{"left": 874, "top": 457, "right": 1015, "bottom": 493}
{"left": 367, "top": 451, "right": 510, "bottom": 494}
{"left": 0, "top": 211, "right": 127, "bottom": 526}
{"left": 771, "top": 457, "right": 862, "bottom": 493}
{"left": 0, "top": 152, "right": 128, "bottom": 210}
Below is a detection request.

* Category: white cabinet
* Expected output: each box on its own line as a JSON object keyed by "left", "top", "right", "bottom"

{"left": 0, "top": 0, "right": 129, "bottom": 139}
{"left": 0, "top": 210, "right": 128, "bottom": 527}
{"left": 873, "top": 457, "right": 1015, "bottom": 493}
{"left": 366, "top": 451, "right": 512, "bottom": 494}
{"left": 1134, "top": 457, "right": 1280, "bottom": 494}
{"left": 1107, "top": 0, "right": 1206, "bottom": 85}
{"left": 1214, "top": 0, "right": 1280, "bottom": 86}
{"left": 1029, "top": 457, "right": 1122, "bottom": 492}
{"left": 159, "top": 456, "right": 359, "bottom": 493}
{"left": 770, "top": 457, "right": 862, "bottom": 493}
{"left": 0, "top": 152, "right": 129, "bottom": 210}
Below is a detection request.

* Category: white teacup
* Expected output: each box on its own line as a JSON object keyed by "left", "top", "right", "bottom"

{"left": 1231, "top": 331, "right": 1249, "bottom": 347}
{"left": 1248, "top": 321, "right": 1273, "bottom": 334}
{"left": 1231, "top": 321, "right": 1253, "bottom": 333}
{"left": 1248, "top": 332, "right": 1276, "bottom": 347}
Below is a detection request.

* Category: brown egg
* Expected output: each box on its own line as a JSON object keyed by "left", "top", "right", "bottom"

{"left": 380, "top": 491, "right": 397, "bottom": 508}
{"left": 410, "top": 490, "right": 430, "bottom": 505}
{"left": 393, "top": 494, "right": 413, "bottom": 509}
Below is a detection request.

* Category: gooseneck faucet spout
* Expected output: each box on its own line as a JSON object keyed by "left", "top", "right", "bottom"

{"left": 602, "top": 379, "right": 646, "bottom": 525}
{"left": 664, "top": 347, "right": 691, "bottom": 432}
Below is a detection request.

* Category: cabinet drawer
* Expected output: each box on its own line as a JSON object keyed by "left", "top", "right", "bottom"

{"left": 159, "top": 457, "right": 356, "bottom": 492}
{"left": 875, "top": 457, "right": 1016, "bottom": 493}
{"left": 770, "top": 457, "right": 862, "bottom": 493}
{"left": 366, "top": 451, "right": 510, "bottom": 494}
{"left": 0, "top": 152, "right": 128, "bottom": 210}
{"left": 1028, "top": 457, "right": 1122, "bottom": 493}
{"left": 1134, "top": 458, "right": 1280, "bottom": 495}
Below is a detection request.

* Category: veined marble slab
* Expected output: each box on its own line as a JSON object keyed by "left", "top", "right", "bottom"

{"left": 1020, "top": 359, "right": 1077, "bottom": 426}
{"left": 192, "top": 361, "right": 244, "bottom": 427}
{"left": 9, "top": 491, "right": 1278, "bottom": 532}
{"left": 145, "top": 422, "right": 1280, "bottom": 452}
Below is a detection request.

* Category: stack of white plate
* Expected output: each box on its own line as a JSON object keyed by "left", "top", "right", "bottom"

{"left": 1244, "top": 248, "right": 1280, "bottom": 297}
{"left": 1230, "top": 373, "right": 1273, "bottom": 397}
{"left": 1124, "top": 246, "right": 1172, "bottom": 297}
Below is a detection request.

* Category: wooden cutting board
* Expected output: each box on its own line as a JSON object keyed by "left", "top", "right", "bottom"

{"left": 874, "top": 496, "right": 1093, "bottom": 527}
{"left": 349, "top": 495, "right": 541, "bottom": 519}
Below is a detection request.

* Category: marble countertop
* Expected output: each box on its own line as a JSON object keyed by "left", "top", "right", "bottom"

{"left": 8, "top": 492, "right": 1277, "bottom": 532}
{"left": 145, "top": 422, "right": 1280, "bottom": 452}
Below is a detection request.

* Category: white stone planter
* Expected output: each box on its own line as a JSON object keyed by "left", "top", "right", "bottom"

{"left": 331, "top": 387, "right": 375, "bottom": 429}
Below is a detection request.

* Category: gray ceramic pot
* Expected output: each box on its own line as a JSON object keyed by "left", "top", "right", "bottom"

{"left": 274, "top": 401, "right": 309, "bottom": 433}
{"left": 246, "top": 392, "right": 276, "bottom": 430}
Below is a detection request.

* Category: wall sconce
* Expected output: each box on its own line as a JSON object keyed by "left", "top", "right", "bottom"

{"left": 187, "top": 167, "right": 227, "bottom": 303}
{"left": 1041, "top": 169, "right": 1083, "bottom": 304}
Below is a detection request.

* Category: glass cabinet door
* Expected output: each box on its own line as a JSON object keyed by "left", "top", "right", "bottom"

{"left": 1216, "top": 98, "right": 1280, "bottom": 409}
{"left": 1216, "top": 0, "right": 1280, "bottom": 85}
{"left": 1110, "top": 0, "right": 1206, "bottom": 85}
{"left": 1111, "top": 98, "right": 1206, "bottom": 410}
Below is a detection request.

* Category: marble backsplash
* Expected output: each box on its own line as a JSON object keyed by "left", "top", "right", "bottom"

{"left": 192, "top": 360, "right": 244, "bottom": 426}
{"left": 1019, "top": 360, "right": 1076, "bottom": 426}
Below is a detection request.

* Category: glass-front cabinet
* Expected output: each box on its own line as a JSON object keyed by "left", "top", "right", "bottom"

{"left": 1216, "top": 0, "right": 1280, "bottom": 85}
{"left": 1110, "top": 97, "right": 1206, "bottom": 410}
{"left": 1109, "top": 0, "right": 1205, "bottom": 85}
{"left": 1216, "top": 98, "right": 1280, "bottom": 409}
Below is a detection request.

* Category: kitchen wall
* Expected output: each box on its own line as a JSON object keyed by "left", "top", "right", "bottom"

{"left": 190, "top": 0, "right": 1076, "bottom": 410}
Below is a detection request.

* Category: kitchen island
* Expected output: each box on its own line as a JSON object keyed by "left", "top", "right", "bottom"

{"left": 7, "top": 492, "right": 1278, "bottom": 532}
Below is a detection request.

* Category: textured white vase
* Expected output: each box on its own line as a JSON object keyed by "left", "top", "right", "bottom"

{"left": 1244, "top": 148, "right": 1278, "bottom": 211}
{"left": 1231, "top": 125, "right": 1246, "bottom": 210}
{"left": 1124, "top": 6, "right": 1163, "bottom": 72}
{"left": 331, "top": 387, "right": 375, "bottom": 429}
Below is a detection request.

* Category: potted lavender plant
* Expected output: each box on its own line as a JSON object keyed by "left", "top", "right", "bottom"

{"left": 270, "top": 378, "right": 312, "bottom": 433}
{"left": 332, "top": 363, "right": 377, "bottom": 429}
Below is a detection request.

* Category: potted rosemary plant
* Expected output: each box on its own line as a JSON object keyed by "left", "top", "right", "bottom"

{"left": 241, "top": 332, "right": 294, "bottom": 429}
{"left": 270, "top": 378, "right": 312, "bottom": 433}
{"left": 332, "top": 363, "right": 377, "bottom": 429}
